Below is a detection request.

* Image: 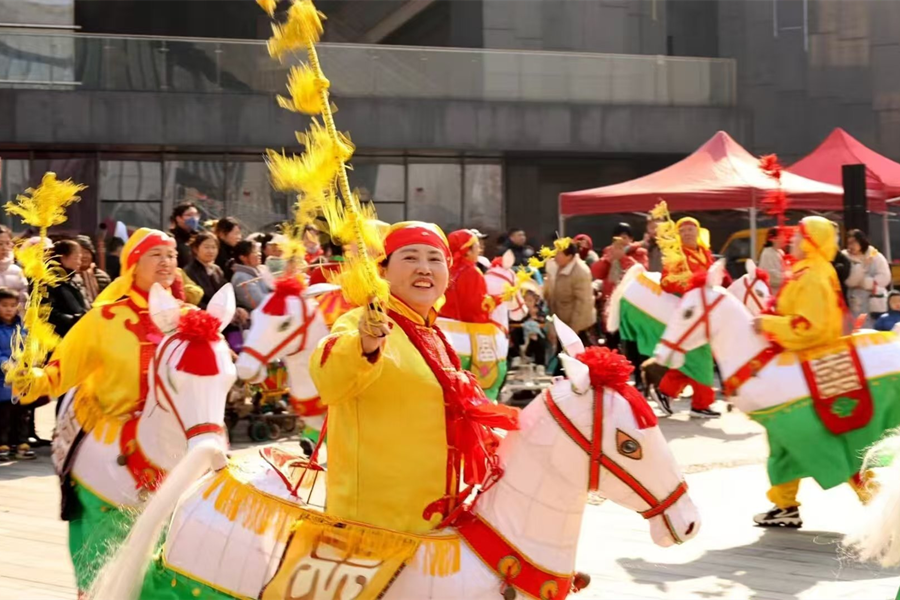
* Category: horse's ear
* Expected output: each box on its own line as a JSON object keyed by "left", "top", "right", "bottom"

{"left": 708, "top": 259, "right": 726, "bottom": 288}
{"left": 559, "top": 354, "right": 591, "bottom": 395}
{"left": 149, "top": 283, "right": 181, "bottom": 335}
{"left": 303, "top": 283, "right": 341, "bottom": 299}
{"left": 553, "top": 316, "right": 586, "bottom": 356}
{"left": 502, "top": 249, "right": 515, "bottom": 270}
{"left": 745, "top": 258, "right": 757, "bottom": 279}
{"left": 207, "top": 284, "right": 236, "bottom": 332}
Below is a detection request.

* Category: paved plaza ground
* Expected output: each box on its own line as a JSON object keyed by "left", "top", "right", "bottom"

{"left": 2, "top": 399, "right": 899, "bottom": 599}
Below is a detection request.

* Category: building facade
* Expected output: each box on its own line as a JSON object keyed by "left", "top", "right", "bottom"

{"left": 0, "top": 0, "right": 897, "bottom": 249}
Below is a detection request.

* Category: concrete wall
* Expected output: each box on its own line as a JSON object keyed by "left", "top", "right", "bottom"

{"left": 0, "top": 0, "right": 74, "bottom": 26}
{"left": 0, "top": 88, "right": 747, "bottom": 155}
{"left": 719, "top": 0, "right": 900, "bottom": 161}
{"left": 482, "top": 0, "right": 666, "bottom": 54}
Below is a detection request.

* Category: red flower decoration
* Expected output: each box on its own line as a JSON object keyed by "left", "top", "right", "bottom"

{"left": 753, "top": 268, "right": 770, "bottom": 285}
{"left": 763, "top": 189, "right": 788, "bottom": 218}
{"left": 177, "top": 310, "right": 222, "bottom": 342}
{"left": 574, "top": 347, "right": 658, "bottom": 429}
{"left": 175, "top": 310, "right": 223, "bottom": 376}
{"left": 263, "top": 275, "right": 306, "bottom": 316}
{"left": 759, "top": 154, "right": 783, "bottom": 181}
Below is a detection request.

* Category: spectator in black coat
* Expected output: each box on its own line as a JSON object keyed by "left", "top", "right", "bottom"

{"left": 214, "top": 217, "right": 242, "bottom": 280}
{"left": 47, "top": 240, "right": 88, "bottom": 337}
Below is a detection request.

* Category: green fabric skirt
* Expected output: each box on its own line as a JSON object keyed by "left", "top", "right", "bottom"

{"left": 619, "top": 299, "right": 715, "bottom": 386}
{"left": 68, "top": 480, "right": 136, "bottom": 591}
{"left": 459, "top": 355, "right": 508, "bottom": 401}
{"left": 750, "top": 372, "right": 900, "bottom": 489}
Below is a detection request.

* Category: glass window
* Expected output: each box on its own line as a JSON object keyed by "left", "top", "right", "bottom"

{"left": 350, "top": 160, "right": 405, "bottom": 204}
{"left": 0, "top": 160, "right": 30, "bottom": 232}
{"left": 407, "top": 162, "right": 462, "bottom": 231}
{"left": 164, "top": 160, "right": 225, "bottom": 227}
{"left": 100, "top": 161, "right": 162, "bottom": 202}
{"left": 226, "top": 161, "right": 290, "bottom": 233}
{"left": 463, "top": 162, "right": 503, "bottom": 232}
{"left": 372, "top": 203, "right": 405, "bottom": 224}
{"left": 100, "top": 202, "right": 162, "bottom": 233}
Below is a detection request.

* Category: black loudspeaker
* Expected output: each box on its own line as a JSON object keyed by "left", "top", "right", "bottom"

{"left": 843, "top": 164, "right": 868, "bottom": 233}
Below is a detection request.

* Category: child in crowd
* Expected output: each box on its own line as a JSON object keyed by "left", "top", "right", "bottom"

{"left": 874, "top": 290, "right": 900, "bottom": 332}
{"left": 0, "top": 287, "right": 32, "bottom": 460}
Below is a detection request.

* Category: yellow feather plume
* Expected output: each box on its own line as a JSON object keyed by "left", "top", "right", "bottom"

{"left": 267, "top": 0, "right": 325, "bottom": 60}
{"left": 5, "top": 172, "right": 84, "bottom": 229}
{"left": 529, "top": 237, "right": 572, "bottom": 270}
{"left": 4, "top": 173, "right": 82, "bottom": 403}
{"left": 651, "top": 200, "right": 692, "bottom": 287}
{"left": 276, "top": 64, "right": 329, "bottom": 115}
{"left": 256, "top": 0, "right": 278, "bottom": 16}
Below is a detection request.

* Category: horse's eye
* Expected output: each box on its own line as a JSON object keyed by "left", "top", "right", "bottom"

{"left": 683, "top": 308, "right": 694, "bottom": 320}
{"left": 616, "top": 430, "right": 642, "bottom": 460}
{"left": 278, "top": 319, "right": 292, "bottom": 332}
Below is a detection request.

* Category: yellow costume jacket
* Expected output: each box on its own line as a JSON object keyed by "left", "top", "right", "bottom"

{"left": 310, "top": 297, "right": 450, "bottom": 534}
{"left": 30, "top": 287, "right": 164, "bottom": 440}
{"left": 760, "top": 258, "right": 843, "bottom": 352}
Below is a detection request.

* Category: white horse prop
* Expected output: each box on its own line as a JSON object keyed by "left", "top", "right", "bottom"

{"left": 235, "top": 277, "right": 333, "bottom": 442}
{"left": 654, "top": 260, "right": 900, "bottom": 504}
{"left": 608, "top": 260, "right": 771, "bottom": 412}
{"left": 89, "top": 319, "right": 698, "bottom": 600}
{"left": 437, "top": 250, "right": 528, "bottom": 400}
{"left": 57, "top": 283, "right": 237, "bottom": 591}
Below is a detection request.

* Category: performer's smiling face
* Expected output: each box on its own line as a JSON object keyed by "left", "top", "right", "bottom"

{"left": 134, "top": 245, "right": 178, "bottom": 291}
{"left": 384, "top": 244, "right": 449, "bottom": 317}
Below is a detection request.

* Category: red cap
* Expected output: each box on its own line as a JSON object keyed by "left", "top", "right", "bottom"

{"left": 383, "top": 221, "right": 451, "bottom": 265}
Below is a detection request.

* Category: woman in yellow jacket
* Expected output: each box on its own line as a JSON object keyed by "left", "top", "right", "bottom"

{"left": 17, "top": 228, "right": 178, "bottom": 592}
{"left": 310, "top": 222, "right": 518, "bottom": 535}
{"left": 751, "top": 216, "right": 851, "bottom": 527}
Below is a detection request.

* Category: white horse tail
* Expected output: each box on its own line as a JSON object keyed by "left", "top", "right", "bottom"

{"left": 607, "top": 263, "right": 645, "bottom": 334}
{"left": 87, "top": 442, "right": 225, "bottom": 600}
{"left": 847, "top": 428, "right": 900, "bottom": 566}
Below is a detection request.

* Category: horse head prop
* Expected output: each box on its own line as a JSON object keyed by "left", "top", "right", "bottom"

{"left": 494, "top": 317, "right": 700, "bottom": 549}
{"left": 485, "top": 250, "right": 528, "bottom": 322}
{"left": 726, "top": 259, "right": 772, "bottom": 317}
{"left": 235, "top": 276, "right": 332, "bottom": 384}
{"left": 146, "top": 283, "right": 237, "bottom": 468}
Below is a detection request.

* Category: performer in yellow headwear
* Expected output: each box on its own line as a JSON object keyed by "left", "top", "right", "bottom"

{"left": 310, "top": 221, "right": 518, "bottom": 535}
{"left": 751, "top": 216, "right": 851, "bottom": 528}
{"left": 16, "top": 228, "right": 178, "bottom": 592}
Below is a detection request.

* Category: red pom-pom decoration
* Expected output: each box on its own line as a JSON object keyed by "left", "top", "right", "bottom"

{"left": 688, "top": 270, "right": 709, "bottom": 291}
{"left": 177, "top": 310, "right": 222, "bottom": 343}
{"left": 574, "top": 347, "right": 658, "bottom": 429}
{"left": 753, "top": 268, "right": 770, "bottom": 285}
{"left": 174, "top": 310, "right": 223, "bottom": 376}
{"left": 263, "top": 275, "right": 306, "bottom": 316}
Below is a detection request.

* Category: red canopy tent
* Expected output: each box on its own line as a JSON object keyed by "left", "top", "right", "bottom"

{"left": 787, "top": 128, "right": 900, "bottom": 213}
{"left": 559, "top": 131, "right": 844, "bottom": 220}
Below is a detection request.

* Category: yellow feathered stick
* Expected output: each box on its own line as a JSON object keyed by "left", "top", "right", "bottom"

{"left": 650, "top": 200, "right": 692, "bottom": 289}
{"left": 260, "top": 0, "right": 389, "bottom": 319}
{"left": 4, "top": 172, "right": 84, "bottom": 403}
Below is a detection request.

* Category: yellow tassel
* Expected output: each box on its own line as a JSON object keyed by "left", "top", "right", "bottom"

{"left": 276, "top": 64, "right": 329, "bottom": 115}
{"left": 256, "top": 0, "right": 278, "bottom": 16}
{"left": 413, "top": 536, "right": 462, "bottom": 577}
{"left": 202, "top": 466, "right": 306, "bottom": 542}
{"left": 267, "top": 0, "right": 325, "bottom": 60}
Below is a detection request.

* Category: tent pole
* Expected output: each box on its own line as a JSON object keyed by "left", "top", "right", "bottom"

{"left": 559, "top": 213, "right": 566, "bottom": 238}
{"left": 750, "top": 193, "right": 758, "bottom": 261}
{"left": 884, "top": 211, "right": 892, "bottom": 263}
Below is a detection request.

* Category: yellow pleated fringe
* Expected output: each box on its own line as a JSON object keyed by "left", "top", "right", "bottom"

{"left": 202, "top": 466, "right": 461, "bottom": 576}
{"left": 73, "top": 390, "right": 124, "bottom": 445}
{"left": 202, "top": 466, "right": 306, "bottom": 543}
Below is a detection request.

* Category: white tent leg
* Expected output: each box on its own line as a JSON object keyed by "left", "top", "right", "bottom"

{"left": 884, "top": 211, "right": 892, "bottom": 263}
{"left": 749, "top": 205, "right": 758, "bottom": 261}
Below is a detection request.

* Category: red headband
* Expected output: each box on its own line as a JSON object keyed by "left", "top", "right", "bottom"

{"left": 384, "top": 226, "right": 451, "bottom": 264}
{"left": 126, "top": 232, "right": 175, "bottom": 269}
